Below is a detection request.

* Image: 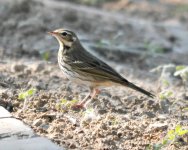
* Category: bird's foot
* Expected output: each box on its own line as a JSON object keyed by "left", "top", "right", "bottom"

{"left": 71, "top": 88, "right": 100, "bottom": 110}
{"left": 71, "top": 103, "right": 86, "bottom": 110}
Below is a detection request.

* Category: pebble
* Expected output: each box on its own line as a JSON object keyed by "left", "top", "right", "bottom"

{"left": 11, "top": 64, "right": 26, "bottom": 72}
{"left": 147, "top": 122, "right": 168, "bottom": 132}
{"left": 28, "top": 80, "right": 47, "bottom": 90}
{"left": 157, "top": 114, "right": 168, "bottom": 120}
{"left": 160, "top": 99, "right": 170, "bottom": 113}
{"left": 40, "top": 124, "right": 49, "bottom": 131}
{"left": 144, "top": 111, "right": 156, "bottom": 118}
{"left": 32, "top": 119, "right": 43, "bottom": 127}
{"left": 32, "top": 62, "right": 46, "bottom": 73}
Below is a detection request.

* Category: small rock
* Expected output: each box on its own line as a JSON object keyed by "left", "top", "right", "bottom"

{"left": 33, "top": 100, "right": 46, "bottom": 108}
{"left": 11, "top": 64, "right": 26, "bottom": 72}
{"left": 0, "top": 100, "right": 8, "bottom": 108}
{"left": 64, "top": 115, "right": 77, "bottom": 125}
{"left": 32, "top": 62, "right": 46, "bottom": 73}
{"left": 183, "top": 92, "right": 188, "bottom": 100}
{"left": 40, "top": 124, "right": 49, "bottom": 131}
{"left": 28, "top": 80, "right": 47, "bottom": 90}
{"left": 160, "top": 99, "right": 170, "bottom": 113}
{"left": 162, "top": 64, "right": 176, "bottom": 75}
{"left": 24, "top": 68, "right": 32, "bottom": 75}
{"left": 150, "top": 65, "right": 163, "bottom": 74}
{"left": 81, "top": 109, "right": 99, "bottom": 125}
{"left": 13, "top": 101, "right": 20, "bottom": 107}
{"left": 122, "top": 114, "right": 131, "bottom": 121}
{"left": 111, "top": 130, "right": 117, "bottom": 135}
{"left": 174, "top": 67, "right": 188, "bottom": 87}
{"left": 69, "top": 143, "right": 76, "bottom": 149}
{"left": 1, "top": 92, "right": 9, "bottom": 99}
{"left": 147, "top": 122, "right": 168, "bottom": 132}
{"left": 157, "top": 114, "right": 168, "bottom": 120}
{"left": 41, "top": 113, "right": 57, "bottom": 121}
{"left": 32, "top": 119, "right": 42, "bottom": 127}
{"left": 146, "top": 100, "right": 155, "bottom": 107}
{"left": 151, "top": 64, "right": 180, "bottom": 88}
{"left": 98, "top": 109, "right": 107, "bottom": 114}
{"left": 144, "top": 111, "right": 156, "bottom": 118}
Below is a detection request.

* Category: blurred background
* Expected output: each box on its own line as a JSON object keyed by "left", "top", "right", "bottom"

{"left": 1, "top": 0, "right": 188, "bottom": 68}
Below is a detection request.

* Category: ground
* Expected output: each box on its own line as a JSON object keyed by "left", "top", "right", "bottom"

{"left": 0, "top": 0, "right": 188, "bottom": 149}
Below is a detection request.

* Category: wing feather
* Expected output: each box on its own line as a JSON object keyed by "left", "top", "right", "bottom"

{"left": 67, "top": 51, "right": 127, "bottom": 83}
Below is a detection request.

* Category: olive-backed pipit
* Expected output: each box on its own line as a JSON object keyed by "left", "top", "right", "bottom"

{"left": 48, "top": 29, "right": 155, "bottom": 108}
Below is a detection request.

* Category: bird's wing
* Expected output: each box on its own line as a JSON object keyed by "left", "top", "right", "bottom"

{"left": 68, "top": 52, "right": 127, "bottom": 83}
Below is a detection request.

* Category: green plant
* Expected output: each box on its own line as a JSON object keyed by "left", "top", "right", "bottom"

{"left": 182, "top": 107, "right": 188, "bottom": 111}
{"left": 18, "top": 88, "right": 36, "bottom": 100}
{"left": 173, "top": 4, "right": 188, "bottom": 14}
{"left": 174, "top": 66, "right": 188, "bottom": 84}
{"left": 148, "top": 125, "right": 188, "bottom": 150}
{"left": 161, "top": 79, "right": 170, "bottom": 87}
{"left": 60, "top": 99, "right": 79, "bottom": 108}
{"left": 162, "top": 125, "right": 188, "bottom": 145}
{"left": 41, "top": 51, "right": 50, "bottom": 61}
{"left": 159, "top": 90, "right": 173, "bottom": 100}
{"left": 144, "top": 41, "right": 168, "bottom": 54}
{"left": 176, "top": 65, "right": 186, "bottom": 71}
{"left": 18, "top": 88, "right": 36, "bottom": 111}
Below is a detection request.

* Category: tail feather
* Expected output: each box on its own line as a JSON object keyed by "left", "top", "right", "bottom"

{"left": 127, "top": 82, "right": 155, "bottom": 98}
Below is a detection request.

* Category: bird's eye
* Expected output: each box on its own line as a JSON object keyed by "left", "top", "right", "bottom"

{"left": 61, "top": 32, "right": 67, "bottom": 36}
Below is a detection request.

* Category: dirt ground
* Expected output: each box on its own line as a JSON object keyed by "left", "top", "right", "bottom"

{"left": 1, "top": 0, "right": 188, "bottom": 149}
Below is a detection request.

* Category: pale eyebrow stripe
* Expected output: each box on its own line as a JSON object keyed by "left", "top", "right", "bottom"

{"left": 63, "top": 30, "right": 73, "bottom": 35}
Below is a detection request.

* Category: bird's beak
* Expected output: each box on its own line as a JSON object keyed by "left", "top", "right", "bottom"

{"left": 47, "top": 31, "right": 58, "bottom": 35}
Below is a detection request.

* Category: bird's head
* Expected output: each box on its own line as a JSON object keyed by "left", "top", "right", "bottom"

{"left": 48, "top": 29, "right": 77, "bottom": 48}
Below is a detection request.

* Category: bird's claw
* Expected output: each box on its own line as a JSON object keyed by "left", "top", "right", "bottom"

{"left": 71, "top": 103, "right": 86, "bottom": 110}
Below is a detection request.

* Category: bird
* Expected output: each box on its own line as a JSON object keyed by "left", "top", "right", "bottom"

{"left": 48, "top": 28, "right": 155, "bottom": 108}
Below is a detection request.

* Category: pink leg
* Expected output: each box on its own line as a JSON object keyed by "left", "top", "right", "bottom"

{"left": 84, "top": 88, "right": 100, "bottom": 108}
{"left": 91, "top": 89, "right": 100, "bottom": 99}
{"left": 71, "top": 88, "right": 100, "bottom": 109}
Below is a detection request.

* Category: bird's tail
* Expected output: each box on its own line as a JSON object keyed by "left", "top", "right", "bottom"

{"left": 119, "top": 79, "right": 155, "bottom": 98}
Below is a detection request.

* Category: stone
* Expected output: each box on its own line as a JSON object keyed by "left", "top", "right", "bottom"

{"left": 0, "top": 118, "right": 34, "bottom": 139}
{"left": 11, "top": 64, "right": 26, "bottom": 72}
{"left": 0, "top": 106, "right": 12, "bottom": 118}
{"left": 147, "top": 122, "right": 168, "bottom": 132}
{"left": 32, "top": 119, "right": 42, "bottom": 127}
{"left": 32, "top": 62, "right": 46, "bottom": 73}
{"left": 0, "top": 137, "right": 63, "bottom": 150}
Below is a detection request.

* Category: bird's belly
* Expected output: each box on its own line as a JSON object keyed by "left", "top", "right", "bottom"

{"left": 58, "top": 61, "right": 114, "bottom": 87}
{"left": 58, "top": 63, "right": 94, "bottom": 86}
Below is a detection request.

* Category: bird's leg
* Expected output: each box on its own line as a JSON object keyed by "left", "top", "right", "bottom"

{"left": 71, "top": 87, "right": 92, "bottom": 109}
{"left": 79, "top": 92, "right": 91, "bottom": 105}
{"left": 71, "top": 88, "right": 100, "bottom": 109}
{"left": 83, "top": 88, "right": 100, "bottom": 108}
{"left": 91, "top": 88, "right": 100, "bottom": 99}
